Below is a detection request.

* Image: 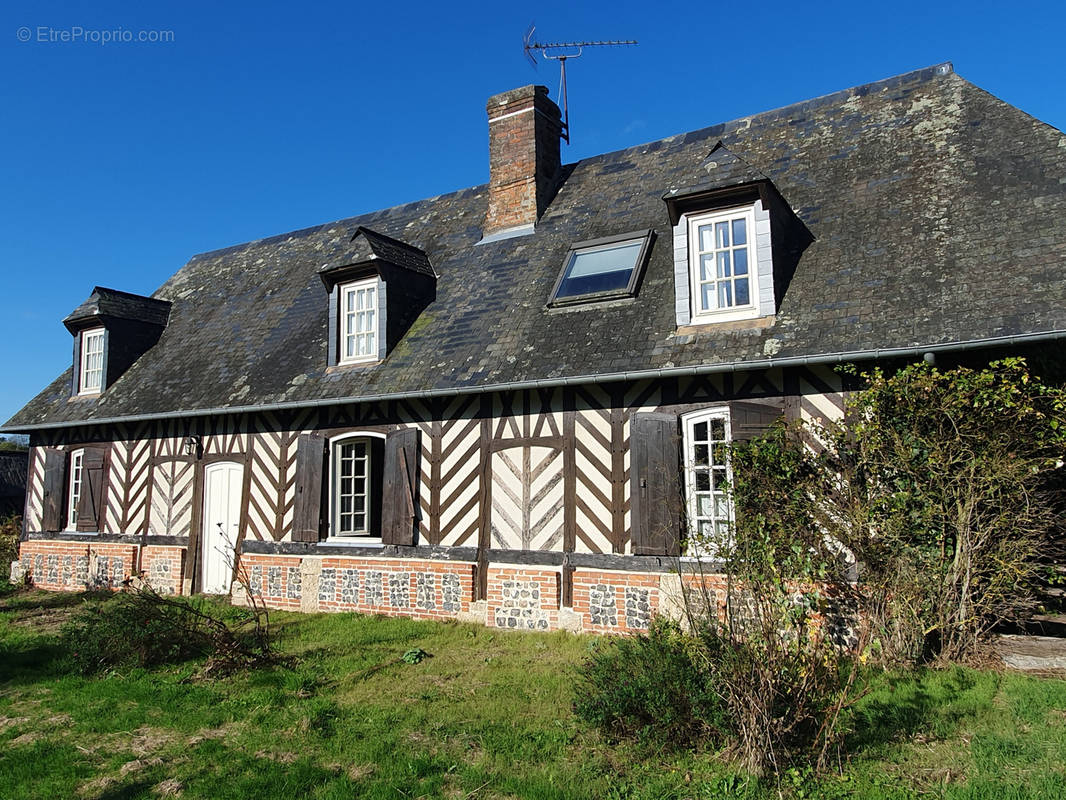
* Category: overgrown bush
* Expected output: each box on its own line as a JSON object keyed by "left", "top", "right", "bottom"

{"left": 0, "top": 514, "right": 19, "bottom": 579}
{"left": 577, "top": 423, "right": 865, "bottom": 776}
{"left": 832, "top": 359, "right": 1066, "bottom": 664}
{"left": 59, "top": 584, "right": 278, "bottom": 676}
{"left": 574, "top": 617, "right": 729, "bottom": 749}
{"left": 701, "top": 421, "right": 866, "bottom": 776}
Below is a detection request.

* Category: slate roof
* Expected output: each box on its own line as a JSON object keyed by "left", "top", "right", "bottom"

{"left": 63, "top": 286, "right": 172, "bottom": 331}
{"left": 6, "top": 63, "right": 1066, "bottom": 430}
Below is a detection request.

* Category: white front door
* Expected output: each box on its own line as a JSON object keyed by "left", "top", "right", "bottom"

{"left": 201, "top": 462, "right": 243, "bottom": 594}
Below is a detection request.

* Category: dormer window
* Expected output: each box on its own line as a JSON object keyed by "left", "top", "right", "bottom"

{"left": 664, "top": 143, "right": 812, "bottom": 330}
{"left": 549, "top": 230, "right": 653, "bottom": 307}
{"left": 64, "top": 287, "right": 171, "bottom": 398}
{"left": 669, "top": 197, "right": 776, "bottom": 328}
{"left": 688, "top": 206, "right": 759, "bottom": 322}
{"left": 78, "top": 329, "right": 105, "bottom": 394}
{"left": 319, "top": 227, "right": 435, "bottom": 368}
{"left": 339, "top": 279, "right": 380, "bottom": 365}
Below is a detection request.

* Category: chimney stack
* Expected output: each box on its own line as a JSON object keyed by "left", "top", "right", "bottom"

{"left": 484, "top": 85, "right": 563, "bottom": 238}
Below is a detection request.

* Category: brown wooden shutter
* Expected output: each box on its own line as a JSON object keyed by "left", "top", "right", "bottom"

{"left": 76, "top": 448, "right": 106, "bottom": 533}
{"left": 729, "top": 399, "right": 785, "bottom": 443}
{"left": 381, "top": 428, "right": 419, "bottom": 546}
{"left": 41, "top": 448, "right": 67, "bottom": 532}
{"left": 630, "top": 412, "right": 681, "bottom": 556}
{"left": 292, "top": 433, "right": 326, "bottom": 542}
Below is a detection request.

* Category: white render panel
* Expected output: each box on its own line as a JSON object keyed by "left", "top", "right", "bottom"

{"left": 24, "top": 447, "right": 44, "bottom": 532}
{"left": 149, "top": 459, "right": 195, "bottom": 536}
{"left": 573, "top": 408, "right": 614, "bottom": 554}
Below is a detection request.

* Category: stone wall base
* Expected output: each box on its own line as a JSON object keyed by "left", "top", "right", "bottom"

{"left": 17, "top": 540, "right": 732, "bottom": 635}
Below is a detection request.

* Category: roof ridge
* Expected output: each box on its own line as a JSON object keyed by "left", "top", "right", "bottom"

{"left": 179, "top": 63, "right": 954, "bottom": 267}
{"left": 91, "top": 286, "right": 172, "bottom": 304}
{"left": 184, "top": 184, "right": 485, "bottom": 265}
{"left": 572, "top": 62, "right": 956, "bottom": 167}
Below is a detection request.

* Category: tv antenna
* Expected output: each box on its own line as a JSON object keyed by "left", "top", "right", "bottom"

{"left": 522, "top": 24, "right": 637, "bottom": 144}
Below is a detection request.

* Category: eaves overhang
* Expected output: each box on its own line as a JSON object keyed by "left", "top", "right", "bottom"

{"left": 4, "top": 329, "right": 1065, "bottom": 433}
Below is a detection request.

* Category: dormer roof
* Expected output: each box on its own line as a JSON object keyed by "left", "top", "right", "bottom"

{"left": 63, "top": 287, "right": 171, "bottom": 333}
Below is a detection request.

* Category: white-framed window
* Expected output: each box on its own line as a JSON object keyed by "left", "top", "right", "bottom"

{"left": 67, "top": 449, "right": 84, "bottom": 530}
{"left": 79, "top": 328, "right": 105, "bottom": 394}
{"left": 329, "top": 434, "right": 382, "bottom": 539}
{"left": 688, "top": 205, "right": 759, "bottom": 323}
{"left": 682, "top": 408, "right": 733, "bottom": 550}
{"left": 339, "top": 279, "right": 378, "bottom": 364}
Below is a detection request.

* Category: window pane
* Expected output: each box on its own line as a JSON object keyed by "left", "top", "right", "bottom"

{"left": 735, "top": 278, "right": 750, "bottom": 306}
{"left": 718, "top": 282, "right": 733, "bottom": 308}
{"left": 710, "top": 418, "right": 725, "bottom": 439}
{"left": 556, "top": 240, "right": 643, "bottom": 299}
{"left": 715, "top": 221, "right": 729, "bottom": 248}
{"left": 347, "top": 292, "right": 355, "bottom": 312}
{"left": 711, "top": 443, "right": 729, "bottom": 465}
{"left": 693, "top": 421, "right": 708, "bottom": 440}
{"left": 696, "top": 493, "right": 712, "bottom": 516}
{"left": 717, "top": 251, "right": 731, "bottom": 278}
{"left": 700, "top": 254, "right": 714, "bottom": 282}
{"left": 732, "top": 217, "right": 747, "bottom": 245}
{"left": 696, "top": 471, "right": 710, "bottom": 491}
{"left": 714, "top": 494, "right": 730, "bottom": 518}
{"left": 733, "top": 248, "right": 748, "bottom": 276}
{"left": 699, "top": 225, "right": 714, "bottom": 252}
{"left": 701, "top": 283, "right": 715, "bottom": 311}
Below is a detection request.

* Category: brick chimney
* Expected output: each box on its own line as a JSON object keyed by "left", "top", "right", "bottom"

{"left": 484, "top": 85, "right": 563, "bottom": 238}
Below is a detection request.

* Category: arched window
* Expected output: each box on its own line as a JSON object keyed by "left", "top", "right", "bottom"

{"left": 681, "top": 408, "right": 733, "bottom": 548}
{"left": 66, "top": 448, "right": 85, "bottom": 530}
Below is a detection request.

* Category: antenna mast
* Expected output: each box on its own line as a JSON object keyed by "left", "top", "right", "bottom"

{"left": 523, "top": 24, "right": 637, "bottom": 144}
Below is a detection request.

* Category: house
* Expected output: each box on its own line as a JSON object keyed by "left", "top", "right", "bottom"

{"left": 3, "top": 64, "right": 1065, "bottom": 632}
{"left": 0, "top": 451, "right": 28, "bottom": 519}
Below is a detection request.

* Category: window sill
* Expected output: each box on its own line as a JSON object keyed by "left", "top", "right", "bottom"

{"left": 676, "top": 314, "right": 775, "bottom": 335}
{"left": 321, "top": 537, "right": 383, "bottom": 547}
{"left": 547, "top": 293, "right": 637, "bottom": 311}
{"left": 326, "top": 360, "right": 382, "bottom": 373}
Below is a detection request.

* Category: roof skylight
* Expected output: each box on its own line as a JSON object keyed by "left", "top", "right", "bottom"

{"left": 549, "top": 230, "right": 653, "bottom": 306}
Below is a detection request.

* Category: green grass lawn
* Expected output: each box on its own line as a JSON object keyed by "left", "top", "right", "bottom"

{"left": 1, "top": 586, "right": 1064, "bottom": 800}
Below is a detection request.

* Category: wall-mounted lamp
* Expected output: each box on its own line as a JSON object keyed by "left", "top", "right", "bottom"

{"left": 183, "top": 435, "right": 203, "bottom": 458}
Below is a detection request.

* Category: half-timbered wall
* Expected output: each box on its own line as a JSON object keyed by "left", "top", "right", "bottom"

{"left": 17, "top": 367, "right": 849, "bottom": 632}
{"left": 21, "top": 367, "right": 846, "bottom": 551}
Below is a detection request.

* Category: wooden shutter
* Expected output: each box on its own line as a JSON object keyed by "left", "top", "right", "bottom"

{"left": 630, "top": 412, "right": 681, "bottom": 556}
{"left": 729, "top": 399, "right": 785, "bottom": 443}
{"left": 76, "top": 448, "right": 106, "bottom": 533}
{"left": 41, "top": 448, "right": 67, "bottom": 532}
{"left": 381, "top": 428, "right": 419, "bottom": 546}
{"left": 292, "top": 433, "right": 326, "bottom": 542}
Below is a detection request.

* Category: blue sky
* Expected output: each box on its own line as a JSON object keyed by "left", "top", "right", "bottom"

{"left": 2, "top": 0, "right": 1064, "bottom": 426}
